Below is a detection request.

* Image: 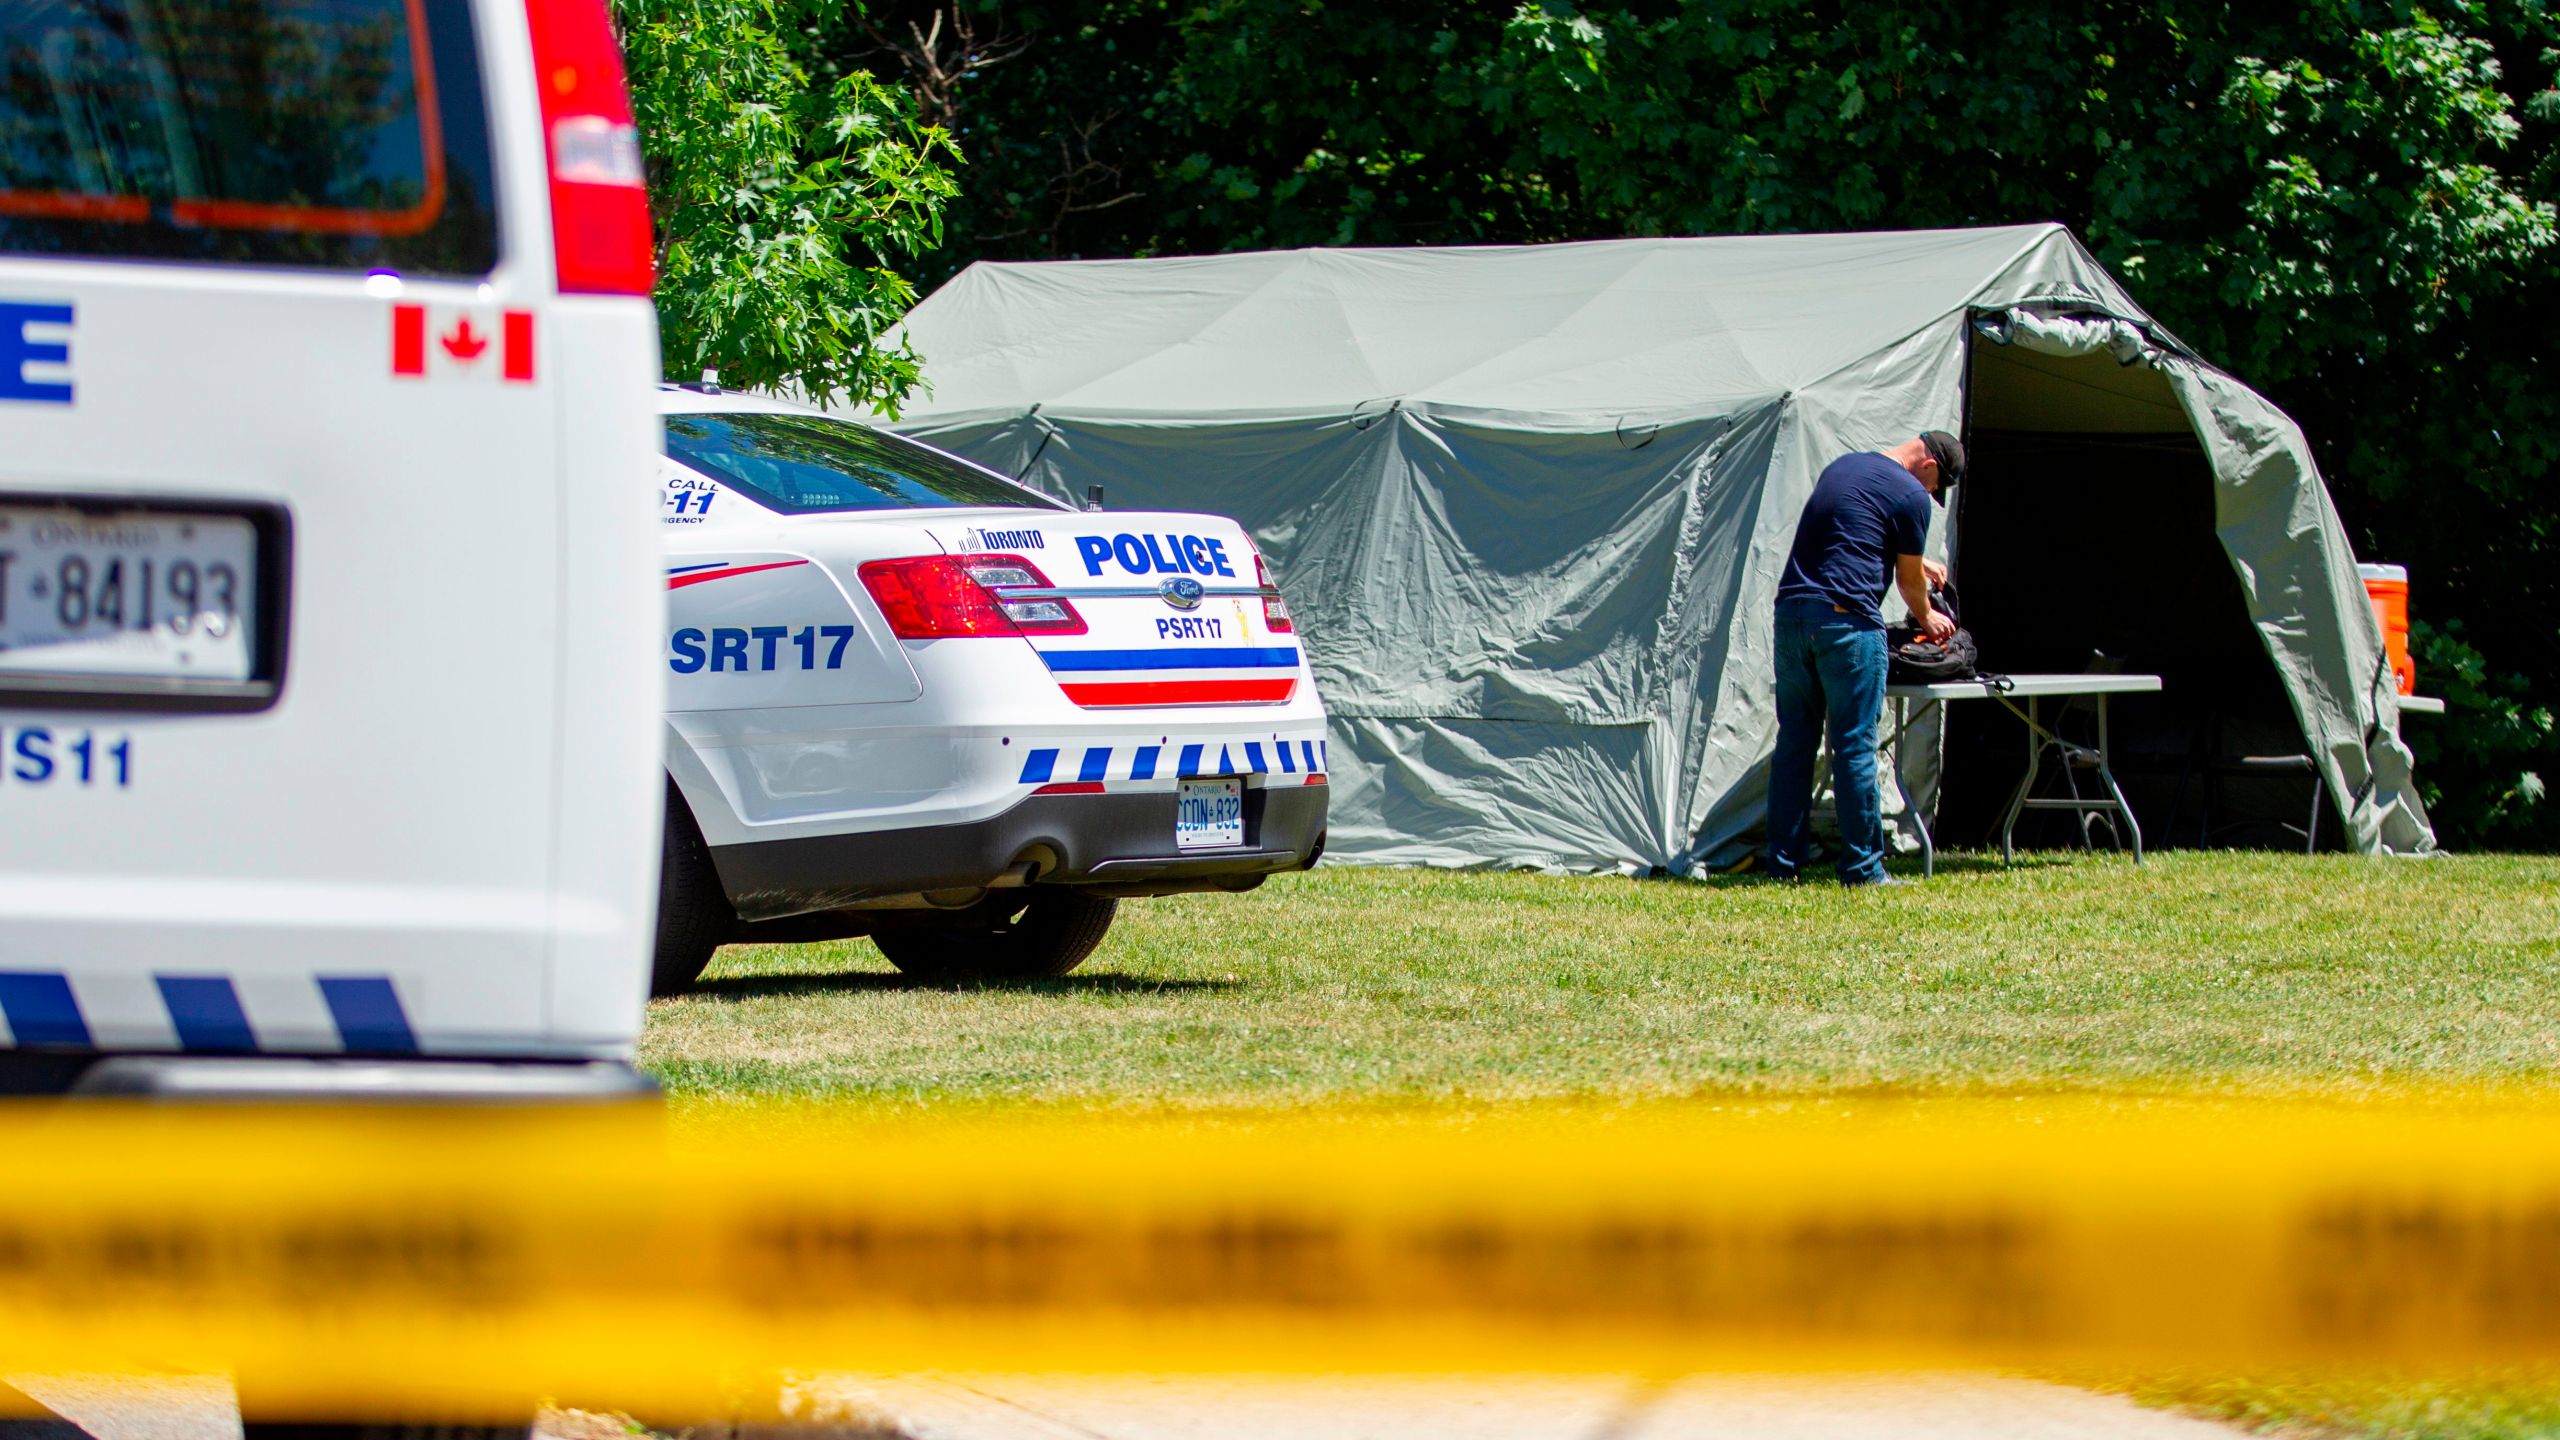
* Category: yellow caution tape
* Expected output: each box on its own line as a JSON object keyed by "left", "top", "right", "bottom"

{"left": 2, "top": 1092, "right": 2559, "bottom": 1415}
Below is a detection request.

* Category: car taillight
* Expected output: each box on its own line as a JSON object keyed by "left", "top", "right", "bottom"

{"left": 525, "top": 0, "right": 654, "bottom": 296}
{"left": 1254, "top": 551, "right": 1295, "bottom": 634}
{"left": 857, "top": 555, "right": 1087, "bottom": 639}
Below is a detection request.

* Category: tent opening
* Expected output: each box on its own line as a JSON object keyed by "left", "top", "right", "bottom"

{"left": 1937, "top": 334, "right": 2329, "bottom": 851}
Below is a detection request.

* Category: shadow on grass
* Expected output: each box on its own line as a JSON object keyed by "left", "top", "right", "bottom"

{"left": 1904, "top": 851, "right": 2089, "bottom": 876}
{"left": 1652, "top": 850, "right": 2085, "bottom": 887}
{"left": 686, "top": 969, "right": 1244, "bottom": 1000}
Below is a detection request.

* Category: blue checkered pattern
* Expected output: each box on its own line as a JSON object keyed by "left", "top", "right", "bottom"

{"left": 1019, "top": 736, "right": 1328, "bottom": 785}
{"left": 0, "top": 971, "right": 419, "bottom": 1055}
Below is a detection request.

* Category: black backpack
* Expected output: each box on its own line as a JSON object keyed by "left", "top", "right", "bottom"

{"left": 1886, "top": 581, "right": 1980, "bottom": 684}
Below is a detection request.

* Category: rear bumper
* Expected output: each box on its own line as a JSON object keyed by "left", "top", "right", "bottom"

{"left": 711, "top": 782, "right": 1331, "bottom": 920}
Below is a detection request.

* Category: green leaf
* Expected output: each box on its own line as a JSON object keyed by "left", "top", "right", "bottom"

{"left": 615, "top": 0, "right": 960, "bottom": 412}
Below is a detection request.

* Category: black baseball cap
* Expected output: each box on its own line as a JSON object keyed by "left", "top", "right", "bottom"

{"left": 1920, "top": 429, "right": 1966, "bottom": 502}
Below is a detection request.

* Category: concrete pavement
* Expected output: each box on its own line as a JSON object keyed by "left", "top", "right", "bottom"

{"left": 786, "top": 1373, "right": 2250, "bottom": 1440}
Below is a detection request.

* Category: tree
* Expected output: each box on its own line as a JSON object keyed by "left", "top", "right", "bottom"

{"left": 614, "top": 0, "right": 961, "bottom": 412}
{"left": 818, "top": 0, "right": 1170, "bottom": 267}
{"left": 847, "top": 0, "right": 2560, "bottom": 845}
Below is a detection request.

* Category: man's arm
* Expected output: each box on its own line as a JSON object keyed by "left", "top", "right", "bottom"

{"left": 1897, "top": 554, "right": 1957, "bottom": 640}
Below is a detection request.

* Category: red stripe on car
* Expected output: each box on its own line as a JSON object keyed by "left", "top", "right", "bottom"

{"left": 1057, "top": 678, "right": 1299, "bottom": 707}
{"left": 667, "top": 559, "right": 807, "bottom": 590}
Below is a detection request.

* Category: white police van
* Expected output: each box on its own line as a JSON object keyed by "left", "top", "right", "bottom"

{"left": 0, "top": 0, "right": 665, "bottom": 1094}
{"left": 654, "top": 387, "right": 1330, "bottom": 991}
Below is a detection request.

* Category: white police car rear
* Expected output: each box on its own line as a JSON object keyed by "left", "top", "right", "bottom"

{"left": 654, "top": 387, "right": 1329, "bottom": 990}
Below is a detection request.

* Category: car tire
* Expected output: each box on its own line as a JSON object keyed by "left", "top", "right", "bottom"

{"left": 652, "top": 785, "right": 734, "bottom": 997}
{"left": 873, "top": 891, "right": 1118, "bottom": 982}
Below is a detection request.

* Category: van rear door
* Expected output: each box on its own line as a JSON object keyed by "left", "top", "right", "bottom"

{"left": 0, "top": 0, "right": 663, "bottom": 1060}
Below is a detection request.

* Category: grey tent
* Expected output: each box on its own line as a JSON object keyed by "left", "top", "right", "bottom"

{"left": 859, "top": 224, "right": 2433, "bottom": 869}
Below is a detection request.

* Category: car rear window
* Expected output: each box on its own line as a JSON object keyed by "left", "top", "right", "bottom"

{"left": 0, "top": 0, "right": 498, "bottom": 275}
{"left": 665, "top": 412, "right": 1069, "bottom": 515}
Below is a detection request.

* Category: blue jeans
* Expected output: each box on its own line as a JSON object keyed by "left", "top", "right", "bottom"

{"left": 1768, "top": 601, "right": 1890, "bottom": 884}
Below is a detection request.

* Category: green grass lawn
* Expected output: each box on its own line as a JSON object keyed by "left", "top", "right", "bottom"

{"left": 644, "top": 851, "right": 2560, "bottom": 1104}
{"left": 2100, "top": 1369, "right": 2560, "bottom": 1439}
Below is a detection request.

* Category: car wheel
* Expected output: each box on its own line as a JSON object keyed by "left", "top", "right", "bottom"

{"left": 873, "top": 891, "right": 1118, "bottom": 982}
{"left": 652, "top": 785, "right": 734, "bottom": 997}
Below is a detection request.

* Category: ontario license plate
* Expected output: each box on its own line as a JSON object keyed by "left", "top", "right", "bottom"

{"left": 1175, "top": 777, "right": 1245, "bottom": 850}
{"left": 0, "top": 503, "right": 259, "bottom": 682}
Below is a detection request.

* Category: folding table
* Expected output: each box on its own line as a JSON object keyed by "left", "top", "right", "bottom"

{"left": 1881, "top": 674, "right": 2165, "bottom": 877}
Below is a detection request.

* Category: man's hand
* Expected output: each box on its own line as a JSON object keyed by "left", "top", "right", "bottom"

{"left": 1895, "top": 554, "right": 1948, "bottom": 636}
{"left": 1922, "top": 558, "right": 1948, "bottom": 587}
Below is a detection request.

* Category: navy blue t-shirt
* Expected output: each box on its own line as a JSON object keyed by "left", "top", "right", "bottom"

{"left": 1774, "top": 452, "right": 1934, "bottom": 629}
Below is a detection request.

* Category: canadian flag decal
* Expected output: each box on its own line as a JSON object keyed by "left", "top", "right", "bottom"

{"left": 391, "top": 304, "right": 535, "bottom": 383}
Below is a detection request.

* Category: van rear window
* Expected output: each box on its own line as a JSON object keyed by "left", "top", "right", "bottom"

{"left": 665, "top": 412, "right": 1070, "bottom": 515}
{"left": 0, "top": 0, "right": 497, "bottom": 275}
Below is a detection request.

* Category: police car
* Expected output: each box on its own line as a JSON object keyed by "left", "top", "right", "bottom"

{"left": 652, "top": 387, "right": 1329, "bottom": 991}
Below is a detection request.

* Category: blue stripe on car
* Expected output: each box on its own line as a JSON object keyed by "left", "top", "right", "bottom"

{"left": 1038, "top": 647, "right": 1301, "bottom": 672}
{"left": 319, "top": 976, "right": 420, "bottom": 1056}
{"left": 1015, "top": 738, "right": 1322, "bottom": 786}
{"left": 0, "top": 972, "right": 89, "bottom": 1047}
{"left": 156, "top": 975, "right": 258, "bottom": 1054}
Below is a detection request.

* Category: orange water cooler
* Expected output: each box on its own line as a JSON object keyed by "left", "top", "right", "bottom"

{"left": 2358, "top": 562, "right": 2415, "bottom": 695}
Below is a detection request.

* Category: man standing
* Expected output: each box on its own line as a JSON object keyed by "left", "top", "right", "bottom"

{"left": 1766, "top": 431, "right": 1964, "bottom": 886}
